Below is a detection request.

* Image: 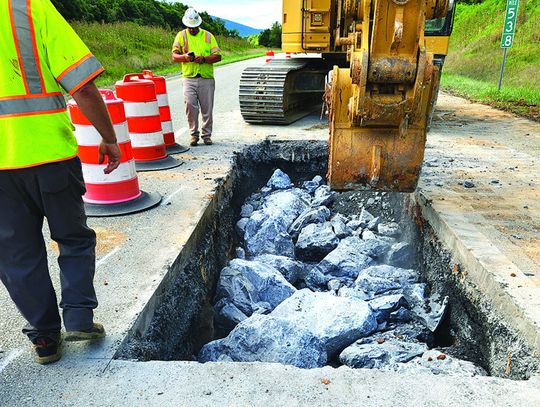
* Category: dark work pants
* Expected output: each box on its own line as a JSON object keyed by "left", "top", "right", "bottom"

{"left": 0, "top": 158, "right": 97, "bottom": 342}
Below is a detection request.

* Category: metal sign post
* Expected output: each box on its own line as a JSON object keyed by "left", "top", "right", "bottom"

{"left": 499, "top": 0, "right": 519, "bottom": 90}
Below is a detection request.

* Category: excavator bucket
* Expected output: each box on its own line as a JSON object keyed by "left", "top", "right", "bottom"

{"left": 327, "top": 67, "right": 429, "bottom": 192}
{"left": 328, "top": 126, "right": 426, "bottom": 192}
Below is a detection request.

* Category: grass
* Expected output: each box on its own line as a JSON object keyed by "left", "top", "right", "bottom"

{"left": 72, "top": 21, "right": 265, "bottom": 86}
{"left": 442, "top": 0, "right": 540, "bottom": 120}
{"left": 441, "top": 73, "right": 540, "bottom": 120}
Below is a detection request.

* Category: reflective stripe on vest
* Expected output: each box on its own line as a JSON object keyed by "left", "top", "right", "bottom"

{"left": 182, "top": 30, "right": 189, "bottom": 52}
{"left": 57, "top": 54, "right": 102, "bottom": 93}
{"left": 3, "top": 0, "right": 67, "bottom": 119}
{"left": 10, "top": 0, "right": 44, "bottom": 94}
{"left": 1, "top": 0, "right": 102, "bottom": 169}
{"left": 0, "top": 93, "right": 66, "bottom": 118}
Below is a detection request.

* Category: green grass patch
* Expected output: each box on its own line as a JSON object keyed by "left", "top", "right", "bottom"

{"left": 441, "top": 73, "right": 540, "bottom": 120}
{"left": 442, "top": 0, "right": 539, "bottom": 120}
{"left": 72, "top": 21, "right": 265, "bottom": 86}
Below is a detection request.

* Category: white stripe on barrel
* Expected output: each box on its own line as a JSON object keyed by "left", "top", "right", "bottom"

{"left": 162, "top": 121, "right": 173, "bottom": 134}
{"left": 129, "top": 131, "right": 165, "bottom": 148}
{"left": 157, "top": 93, "right": 169, "bottom": 108}
{"left": 74, "top": 123, "right": 130, "bottom": 145}
{"left": 82, "top": 161, "right": 137, "bottom": 184}
{"left": 123, "top": 101, "right": 160, "bottom": 118}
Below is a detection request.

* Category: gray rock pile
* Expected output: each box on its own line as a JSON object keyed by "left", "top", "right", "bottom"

{"left": 200, "top": 169, "right": 485, "bottom": 376}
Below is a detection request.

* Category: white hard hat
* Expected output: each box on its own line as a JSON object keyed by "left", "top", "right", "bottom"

{"left": 183, "top": 8, "right": 202, "bottom": 28}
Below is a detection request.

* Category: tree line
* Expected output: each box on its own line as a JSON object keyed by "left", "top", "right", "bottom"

{"left": 51, "top": 0, "right": 239, "bottom": 37}
{"left": 258, "top": 22, "right": 282, "bottom": 48}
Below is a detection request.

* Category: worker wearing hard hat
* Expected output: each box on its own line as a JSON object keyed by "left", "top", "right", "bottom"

{"left": 172, "top": 7, "right": 222, "bottom": 146}
{"left": 0, "top": 0, "right": 121, "bottom": 364}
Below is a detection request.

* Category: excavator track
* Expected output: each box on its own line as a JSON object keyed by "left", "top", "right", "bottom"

{"left": 239, "top": 59, "right": 327, "bottom": 124}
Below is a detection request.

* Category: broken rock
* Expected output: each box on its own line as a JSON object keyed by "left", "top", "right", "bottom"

{"left": 339, "top": 337, "right": 427, "bottom": 369}
{"left": 266, "top": 169, "right": 293, "bottom": 190}
{"left": 199, "top": 314, "right": 327, "bottom": 369}
{"left": 377, "top": 222, "right": 402, "bottom": 237}
{"left": 386, "top": 241, "right": 414, "bottom": 268}
{"left": 243, "top": 210, "right": 295, "bottom": 257}
{"left": 253, "top": 254, "right": 307, "bottom": 285}
{"left": 369, "top": 294, "right": 409, "bottom": 323}
{"left": 228, "top": 259, "right": 296, "bottom": 310}
{"left": 330, "top": 214, "right": 352, "bottom": 239}
{"left": 295, "top": 222, "right": 339, "bottom": 261}
{"left": 302, "top": 175, "right": 324, "bottom": 194}
{"left": 240, "top": 203, "right": 254, "bottom": 218}
{"left": 311, "top": 185, "right": 335, "bottom": 207}
{"left": 214, "top": 298, "right": 248, "bottom": 332}
{"left": 235, "top": 218, "right": 249, "bottom": 239}
{"left": 309, "top": 237, "right": 375, "bottom": 280}
{"left": 271, "top": 289, "right": 377, "bottom": 357}
{"left": 288, "top": 206, "right": 331, "bottom": 238}
{"left": 355, "top": 265, "right": 418, "bottom": 297}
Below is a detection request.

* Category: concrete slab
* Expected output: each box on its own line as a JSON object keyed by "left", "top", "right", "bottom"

{"left": 1, "top": 56, "right": 539, "bottom": 405}
{"left": 4, "top": 359, "right": 540, "bottom": 407}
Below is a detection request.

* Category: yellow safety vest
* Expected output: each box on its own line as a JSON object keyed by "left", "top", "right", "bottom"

{"left": 0, "top": 0, "right": 104, "bottom": 170}
{"left": 172, "top": 29, "right": 221, "bottom": 79}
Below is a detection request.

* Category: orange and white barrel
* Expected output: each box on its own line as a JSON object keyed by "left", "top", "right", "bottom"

{"left": 67, "top": 90, "right": 162, "bottom": 216}
{"left": 115, "top": 74, "right": 182, "bottom": 171}
{"left": 285, "top": 52, "right": 291, "bottom": 59}
{"left": 265, "top": 50, "right": 275, "bottom": 63}
{"left": 142, "top": 70, "right": 188, "bottom": 154}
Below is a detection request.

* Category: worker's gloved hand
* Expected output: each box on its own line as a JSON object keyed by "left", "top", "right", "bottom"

{"left": 98, "top": 141, "right": 122, "bottom": 174}
{"left": 194, "top": 56, "right": 206, "bottom": 64}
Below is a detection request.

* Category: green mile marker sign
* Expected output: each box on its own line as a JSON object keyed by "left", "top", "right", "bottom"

{"left": 501, "top": 0, "right": 519, "bottom": 48}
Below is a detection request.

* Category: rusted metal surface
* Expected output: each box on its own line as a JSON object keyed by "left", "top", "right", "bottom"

{"left": 367, "top": 56, "right": 417, "bottom": 83}
{"left": 327, "top": 0, "right": 446, "bottom": 191}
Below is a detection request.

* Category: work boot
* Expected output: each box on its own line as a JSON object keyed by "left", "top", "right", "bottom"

{"left": 33, "top": 335, "right": 62, "bottom": 365}
{"left": 190, "top": 136, "right": 199, "bottom": 146}
{"left": 202, "top": 136, "right": 213, "bottom": 145}
{"left": 65, "top": 322, "right": 106, "bottom": 342}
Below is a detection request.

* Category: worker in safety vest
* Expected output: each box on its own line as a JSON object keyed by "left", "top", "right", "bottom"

{"left": 0, "top": 0, "right": 121, "bottom": 364}
{"left": 172, "top": 8, "right": 222, "bottom": 146}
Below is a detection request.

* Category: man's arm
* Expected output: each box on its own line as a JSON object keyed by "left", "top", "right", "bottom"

{"left": 194, "top": 53, "right": 222, "bottom": 64}
{"left": 72, "top": 81, "right": 121, "bottom": 174}
{"left": 172, "top": 51, "right": 195, "bottom": 63}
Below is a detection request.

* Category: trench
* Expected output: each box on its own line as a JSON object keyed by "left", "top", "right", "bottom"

{"left": 115, "top": 140, "right": 538, "bottom": 380}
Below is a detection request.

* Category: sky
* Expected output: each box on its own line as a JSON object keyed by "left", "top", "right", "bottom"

{"left": 169, "top": 0, "right": 282, "bottom": 29}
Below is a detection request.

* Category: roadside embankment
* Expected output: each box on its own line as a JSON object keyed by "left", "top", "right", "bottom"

{"left": 73, "top": 21, "right": 266, "bottom": 86}
{"left": 442, "top": 0, "right": 540, "bottom": 121}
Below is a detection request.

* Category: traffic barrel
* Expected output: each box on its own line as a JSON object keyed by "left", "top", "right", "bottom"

{"left": 68, "top": 90, "right": 162, "bottom": 217}
{"left": 285, "top": 52, "right": 291, "bottom": 59}
{"left": 115, "top": 74, "right": 182, "bottom": 171}
{"left": 265, "top": 50, "right": 274, "bottom": 63}
{"left": 142, "top": 70, "right": 189, "bottom": 155}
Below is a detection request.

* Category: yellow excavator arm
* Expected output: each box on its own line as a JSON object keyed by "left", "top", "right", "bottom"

{"left": 283, "top": 0, "right": 451, "bottom": 192}
{"left": 328, "top": 0, "right": 449, "bottom": 191}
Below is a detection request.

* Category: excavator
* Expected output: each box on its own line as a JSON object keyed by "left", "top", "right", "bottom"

{"left": 239, "top": 0, "right": 456, "bottom": 192}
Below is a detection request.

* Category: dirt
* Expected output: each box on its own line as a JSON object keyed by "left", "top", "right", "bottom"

{"left": 440, "top": 88, "right": 540, "bottom": 123}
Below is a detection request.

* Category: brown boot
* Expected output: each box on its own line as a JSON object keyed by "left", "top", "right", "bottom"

{"left": 190, "top": 136, "right": 199, "bottom": 146}
{"left": 202, "top": 136, "right": 213, "bottom": 145}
